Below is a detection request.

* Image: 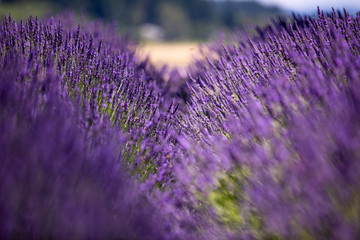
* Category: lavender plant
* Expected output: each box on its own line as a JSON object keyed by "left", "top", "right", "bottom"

{"left": 0, "top": 13, "right": 181, "bottom": 239}
{"left": 0, "top": 13, "right": 181, "bottom": 188}
{"left": 0, "top": 52, "right": 175, "bottom": 239}
{"left": 172, "top": 7, "right": 360, "bottom": 239}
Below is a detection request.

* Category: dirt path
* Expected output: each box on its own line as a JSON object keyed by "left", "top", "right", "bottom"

{"left": 136, "top": 42, "right": 202, "bottom": 69}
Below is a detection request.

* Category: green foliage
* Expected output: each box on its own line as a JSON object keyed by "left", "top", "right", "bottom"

{"left": 0, "top": 1, "right": 59, "bottom": 20}
{"left": 208, "top": 166, "right": 251, "bottom": 229}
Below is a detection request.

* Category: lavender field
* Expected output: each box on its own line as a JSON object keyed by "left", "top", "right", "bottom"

{"left": 1, "top": 8, "right": 360, "bottom": 240}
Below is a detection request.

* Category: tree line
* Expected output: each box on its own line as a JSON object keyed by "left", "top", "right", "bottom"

{"left": 2, "top": 0, "right": 283, "bottom": 40}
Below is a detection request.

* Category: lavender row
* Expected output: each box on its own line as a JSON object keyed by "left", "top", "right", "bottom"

{"left": 0, "top": 13, "right": 182, "bottom": 187}
{"left": 0, "top": 50, "right": 183, "bottom": 239}
{"left": 0, "top": 13, "right": 185, "bottom": 239}
{"left": 172, "top": 8, "right": 360, "bottom": 239}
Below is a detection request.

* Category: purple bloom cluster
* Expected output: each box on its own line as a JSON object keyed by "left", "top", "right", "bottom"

{"left": 1, "top": 8, "right": 360, "bottom": 240}
{"left": 0, "top": 53, "right": 172, "bottom": 239}
{"left": 0, "top": 13, "right": 182, "bottom": 187}
{"left": 174, "top": 8, "right": 360, "bottom": 239}
{"left": 0, "top": 13, "right": 180, "bottom": 239}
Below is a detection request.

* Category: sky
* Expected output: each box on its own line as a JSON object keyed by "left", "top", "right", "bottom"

{"left": 218, "top": 0, "right": 360, "bottom": 13}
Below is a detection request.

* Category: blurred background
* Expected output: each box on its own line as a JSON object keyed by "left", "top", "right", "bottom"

{"left": 1, "top": 0, "right": 359, "bottom": 67}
